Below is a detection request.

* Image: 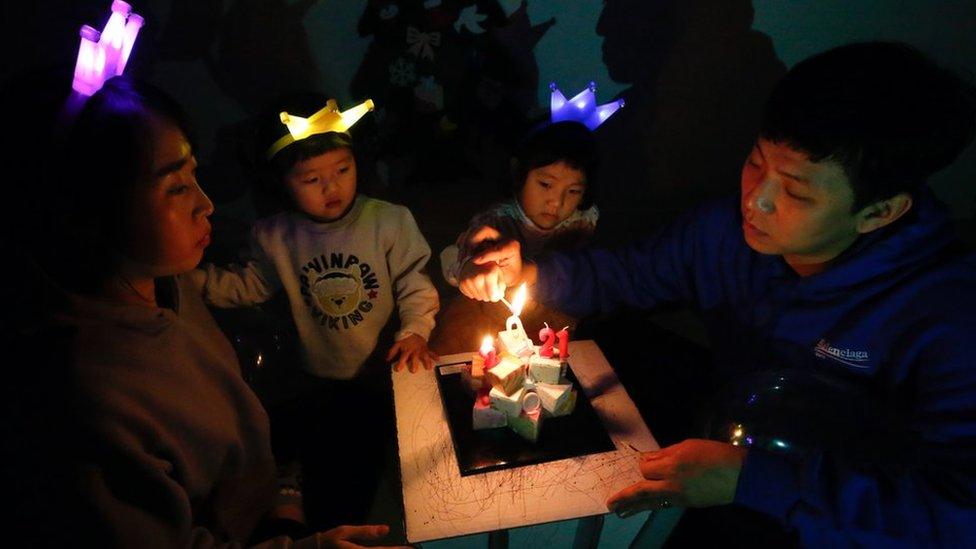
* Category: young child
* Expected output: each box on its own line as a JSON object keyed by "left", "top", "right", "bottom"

{"left": 441, "top": 120, "right": 601, "bottom": 287}
{"left": 431, "top": 120, "right": 601, "bottom": 353}
{"left": 202, "top": 98, "right": 438, "bottom": 375}
{"left": 196, "top": 96, "right": 439, "bottom": 529}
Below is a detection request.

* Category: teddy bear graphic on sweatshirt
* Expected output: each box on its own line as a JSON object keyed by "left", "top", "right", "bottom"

{"left": 299, "top": 252, "right": 380, "bottom": 330}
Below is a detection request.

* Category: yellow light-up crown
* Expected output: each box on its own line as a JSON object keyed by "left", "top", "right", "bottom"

{"left": 266, "top": 98, "right": 375, "bottom": 159}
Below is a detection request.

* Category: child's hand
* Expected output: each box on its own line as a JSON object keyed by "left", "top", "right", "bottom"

{"left": 387, "top": 334, "right": 439, "bottom": 373}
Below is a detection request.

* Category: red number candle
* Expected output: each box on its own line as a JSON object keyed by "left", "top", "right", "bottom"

{"left": 556, "top": 326, "right": 570, "bottom": 359}
{"left": 480, "top": 335, "right": 498, "bottom": 369}
{"left": 538, "top": 323, "right": 556, "bottom": 358}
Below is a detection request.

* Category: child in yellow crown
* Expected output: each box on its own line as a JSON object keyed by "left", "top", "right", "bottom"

{"left": 199, "top": 98, "right": 438, "bottom": 376}
{"left": 195, "top": 96, "right": 438, "bottom": 529}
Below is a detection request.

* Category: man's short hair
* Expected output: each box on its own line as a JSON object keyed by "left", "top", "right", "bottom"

{"left": 760, "top": 41, "right": 976, "bottom": 210}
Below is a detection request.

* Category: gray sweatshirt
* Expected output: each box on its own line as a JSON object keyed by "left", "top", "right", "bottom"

{"left": 48, "top": 274, "right": 281, "bottom": 547}
{"left": 200, "top": 195, "right": 439, "bottom": 379}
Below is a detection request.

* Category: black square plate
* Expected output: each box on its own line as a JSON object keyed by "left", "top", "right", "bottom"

{"left": 436, "top": 360, "right": 616, "bottom": 476}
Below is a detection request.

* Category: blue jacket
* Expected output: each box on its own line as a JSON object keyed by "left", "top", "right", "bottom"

{"left": 537, "top": 188, "right": 976, "bottom": 546}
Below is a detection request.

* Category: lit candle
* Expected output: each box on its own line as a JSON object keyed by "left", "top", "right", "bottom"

{"left": 479, "top": 335, "right": 497, "bottom": 369}
{"left": 498, "top": 284, "right": 533, "bottom": 357}
{"left": 538, "top": 322, "right": 555, "bottom": 358}
{"left": 556, "top": 326, "right": 570, "bottom": 359}
{"left": 505, "top": 284, "right": 529, "bottom": 340}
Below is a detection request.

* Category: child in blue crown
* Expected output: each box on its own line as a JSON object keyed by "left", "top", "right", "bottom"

{"left": 431, "top": 82, "right": 620, "bottom": 354}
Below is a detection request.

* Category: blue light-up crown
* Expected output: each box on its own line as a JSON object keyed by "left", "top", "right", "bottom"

{"left": 549, "top": 81, "right": 624, "bottom": 130}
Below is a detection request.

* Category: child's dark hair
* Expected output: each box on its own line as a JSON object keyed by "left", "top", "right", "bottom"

{"left": 512, "top": 121, "right": 599, "bottom": 209}
{"left": 266, "top": 133, "right": 354, "bottom": 180}
{"left": 760, "top": 41, "right": 976, "bottom": 211}
{"left": 43, "top": 76, "right": 193, "bottom": 294}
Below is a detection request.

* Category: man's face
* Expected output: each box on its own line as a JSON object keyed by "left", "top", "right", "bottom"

{"left": 285, "top": 147, "right": 357, "bottom": 222}
{"left": 740, "top": 138, "right": 863, "bottom": 271}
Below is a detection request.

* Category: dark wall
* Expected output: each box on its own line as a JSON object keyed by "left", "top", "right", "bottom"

{"left": 4, "top": 1, "right": 974, "bottom": 256}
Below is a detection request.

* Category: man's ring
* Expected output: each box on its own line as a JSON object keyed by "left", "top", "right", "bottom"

{"left": 658, "top": 498, "right": 672, "bottom": 509}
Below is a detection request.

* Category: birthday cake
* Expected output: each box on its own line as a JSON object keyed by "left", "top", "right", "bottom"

{"left": 465, "top": 285, "right": 577, "bottom": 442}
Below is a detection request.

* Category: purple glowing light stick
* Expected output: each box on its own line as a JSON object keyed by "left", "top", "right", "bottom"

{"left": 71, "top": 1, "right": 144, "bottom": 96}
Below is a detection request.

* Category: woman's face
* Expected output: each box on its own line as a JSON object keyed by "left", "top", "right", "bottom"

{"left": 120, "top": 115, "right": 214, "bottom": 277}
{"left": 518, "top": 161, "right": 586, "bottom": 229}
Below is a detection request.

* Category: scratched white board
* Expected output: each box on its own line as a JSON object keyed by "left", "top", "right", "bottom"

{"left": 392, "top": 340, "right": 660, "bottom": 543}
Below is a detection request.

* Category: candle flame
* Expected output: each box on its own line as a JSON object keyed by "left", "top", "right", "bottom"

{"left": 510, "top": 283, "right": 528, "bottom": 316}
{"left": 480, "top": 335, "right": 494, "bottom": 355}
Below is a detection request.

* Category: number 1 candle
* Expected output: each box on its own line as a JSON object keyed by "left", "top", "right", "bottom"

{"left": 556, "top": 325, "right": 570, "bottom": 359}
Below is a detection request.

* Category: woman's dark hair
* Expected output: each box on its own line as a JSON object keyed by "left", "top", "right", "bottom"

{"left": 39, "top": 76, "right": 193, "bottom": 294}
{"left": 760, "top": 41, "right": 976, "bottom": 211}
{"left": 511, "top": 121, "right": 599, "bottom": 209}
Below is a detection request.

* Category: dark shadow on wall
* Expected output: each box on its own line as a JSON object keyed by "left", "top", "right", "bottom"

{"left": 592, "top": 0, "right": 786, "bottom": 245}
{"left": 161, "top": 0, "right": 323, "bottom": 115}
{"left": 155, "top": 0, "right": 328, "bottom": 208}
{"left": 350, "top": 0, "right": 554, "bottom": 195}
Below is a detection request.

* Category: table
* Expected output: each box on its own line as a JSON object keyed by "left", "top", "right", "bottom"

{"left": 392, "top": 339, "right": 681, "bottom": 545}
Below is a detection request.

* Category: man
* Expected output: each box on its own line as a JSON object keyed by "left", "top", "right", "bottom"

{"left": 459, "top": 42, "right": 976, "bottom": 545}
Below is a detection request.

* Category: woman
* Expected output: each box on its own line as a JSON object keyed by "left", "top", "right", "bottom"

{"left": 12, "top": 76, "right": 405, "bottom": 548}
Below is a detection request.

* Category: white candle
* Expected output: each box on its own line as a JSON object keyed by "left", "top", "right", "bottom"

{"left": 503, "top": 283, "right": 529, "bottom": 341}
{"left": 498, "top": 283, "right": 532, "bottom": 357}
{"left": 505, "top": 314, "right": 528, "bottom": 342}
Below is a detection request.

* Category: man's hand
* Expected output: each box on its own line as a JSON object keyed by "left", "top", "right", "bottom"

{"left": 387, "top": 334, "right": 438, "bottom": 373}
{"left": 607, "top": 439, "right": 747, "bottom": 516}
{"left": 459, "top": 239, "right": 529, "bottom": 302}
{"left": 459, "top": 260, "right": 507, "bottom": 302}
{"left": 317, "top": 524, "right": 410, "bottom": 548}
{"left": 466, "top": 225, "right": 503, "bottom": 251}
